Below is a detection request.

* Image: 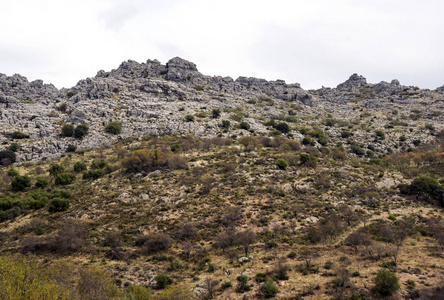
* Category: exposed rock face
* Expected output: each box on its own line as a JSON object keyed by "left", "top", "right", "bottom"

{"left": 0, "top": 57, "right": 443, "bottom": 163}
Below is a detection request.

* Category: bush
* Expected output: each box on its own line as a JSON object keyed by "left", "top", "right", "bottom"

{"left": 239, "top": 121, "right": 250, "bottom": 130}
{"left": 372, "top": 269, "right": 399, "bottom": 298}
{"left": 255, "top": 273, "right": 267, "bottom": 282}
{"left": 0, "top": 150, "right": 16, "bottom": 166}
{"left": 409, "top": 176, "right": 444, "bottom": 206}
{"left": 154, "top": 273, "right": 173, "bottom": 289}
{"left": 11, "top": 175, "right": 31, "bottom": 191}
{"left": 220, "top": 120, "right": 230, "bottom": 129}
{"left": 105, "top": 122, "right": 122, "bottom": 134}
{"left": 66, "top": 144, "right": 77, "bottom": 152}
{"left": 74, "top": 124, "right": 89, "bottom": 139}
{"left": 73, "top": 161, "right": 87, "bottom": 172}
{"left": 275, "top": 122, "right": 290, "bottom": 134}
{"left": 55, "top": 173, "right": 76, "bottom": 185}
{"left": 261, "top": 280, "right": 279, "bottom": 298}
{"left": 137, "top": 233, "right": 172, "bottom": 254}
{"left": 48, "top": 198, "right": 70, "bottom": 212}
{"left": 185, "top": 115, "right": 195, "bottom": 122}
{"left": 8, "top": 143, "right": 19, "bottom": 152}
{"left": 90, "top": 159, "right": 108, "bottom": 169}
{"left": 212, "top": 109, "right": 221, "bottom": 118}
{"left": 236, "top": 275, "right": 250, "bottom": 293}
{"left": 276, "top": 158, "right": 288, "bottom": 170}
{"left": 61, "top": 124, "right": 74, "bottom": 137}
{"left": 7, "top": 168, "right": 19, "bottom": 177}
{"left": 12, "top": 131, "right": 29, "bottom": 139}
{"left": 35, "top": 178, "right": 48, "bottom": 189}
{"left": 82, "top": 170, "right": 103, "bottom": 180}
{"left": 48, "top": 164, "right": 64, "bottom": 176}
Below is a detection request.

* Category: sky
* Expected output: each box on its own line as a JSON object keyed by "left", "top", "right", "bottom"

{"left": 1, "top": 0, "right": 443, "bottom": 90}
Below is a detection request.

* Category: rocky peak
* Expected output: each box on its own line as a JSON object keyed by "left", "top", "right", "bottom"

{"left": 165, "top": 57, "right": 201, "bottom": 82}
{"left": 337, "top": 73, "right": 368, "bottom": 89}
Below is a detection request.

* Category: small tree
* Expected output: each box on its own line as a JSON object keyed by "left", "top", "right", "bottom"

{"left": 372, "top": 269, "right": 399, "bottom": 298}
{"left": 236, "top": 229, "right": 256, "bottom": 256}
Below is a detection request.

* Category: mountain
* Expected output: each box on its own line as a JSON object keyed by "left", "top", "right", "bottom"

{"left": 0, "top": 58, "right": 443, "bottom": 299}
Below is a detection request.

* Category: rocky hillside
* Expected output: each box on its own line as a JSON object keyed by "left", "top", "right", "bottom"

{"left": 0, "top": 58, "right": 444, "bottom": 300}
{"left": 1, "top": 57, "right": 442, "bottom": 164}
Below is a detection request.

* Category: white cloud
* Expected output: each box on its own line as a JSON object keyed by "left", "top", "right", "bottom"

{"left": 0, "top": 0, "right": 443, "bottom": 89}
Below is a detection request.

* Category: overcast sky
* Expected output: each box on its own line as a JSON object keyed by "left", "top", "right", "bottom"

{"left": 1, "top": 0, "right": 443, "bottom": 90}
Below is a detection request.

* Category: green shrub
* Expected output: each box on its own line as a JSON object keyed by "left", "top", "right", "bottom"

{"left": 105, "top": 122, "right": 122, "bottom": 134}
{"left": 74, "top": 124, "right": 89, "bottom": 139}
{"left": 48, "top": 198, "right": 70, "bottom": 212}
{"left": 55, "top": 173, "right": 76, "bottom": 185}
{"left": 185, "top": 115, "right": 195, "bottom": 122}
{"left": 154, "top": 273, "right": 173, "bottom": 289}
{"left": 287, "top": 251, "right": 297, "bottom": 259}
{"left": 35, "top": 178, "right": 48, "bottom": 189}
{"left": 12, "top": 131, "right": 29, "bottom": 139}
{"left": 220, "top": 120, "right": 230, "bottom": 129}
{"left": 48, "top": 164, "right": 64, "bottom": 176}
{"left": 0, "top": 150, "right": 16, "bottom": 165}
{"left": 7, "top": 169, "right": 19, "bottom": 177}
{"left": 212, "top": 109, "right": 221, "bottom": 118}
{"left": 236, "top": 275, "right": 250, "bottom": 293}
{"left": 221, "top": 281, "right": 232, "bottom": 290}
{"left": 276, "top": 158, "right": 288, "bottom": 170}
{"left": 8, "top": 143, "right": 19, "bottom": 152}
{"left": 73, "top": 161, "right": 87, "bottom": 172}
{"left": 372, "top": 269, "right": 399, "bottom": 298}
{"left": 275, "top": 122, "right": 290, "bottom": 134}
{"left": 11, "top": 175, "right": 31, "bottom": 191}
{"left": 261, "top": 279, "right": 279, "bottom": 298}
{"left": 239, "top": 121, "right": 250, "bottom": 130}
{"left": 255, "top": 273, "right": 267, "bottom": 283}
{"left": 409, "top": 176, "right": 444, "bottom": 206}
{"left": 90, "top": 159, "right": 108, "bottom": 169}
{"left": 66, "top": 144, "right": 77, "bottom": 152}
{"left": 61, "top": 124, "right": 74, "bottom": 137}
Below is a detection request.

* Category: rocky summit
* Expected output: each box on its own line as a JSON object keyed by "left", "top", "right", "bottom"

{"left": 0, "top": 57, "right": 443, "bottom": 163}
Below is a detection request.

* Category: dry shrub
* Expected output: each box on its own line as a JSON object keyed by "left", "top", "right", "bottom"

{"left": 238, "top": 136, "right": 258, "bottom": 150}
{"left": 122, "top": 148, "right": 187, "bottom": 173}
{"left": 331, "top": 148, "right": 347, "bottom": 160}
{"left": 21, "top": 219, "right": 85, "bottom": 254}
{"left": 136, "top": 233, "right": 173, "bottom": 254}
